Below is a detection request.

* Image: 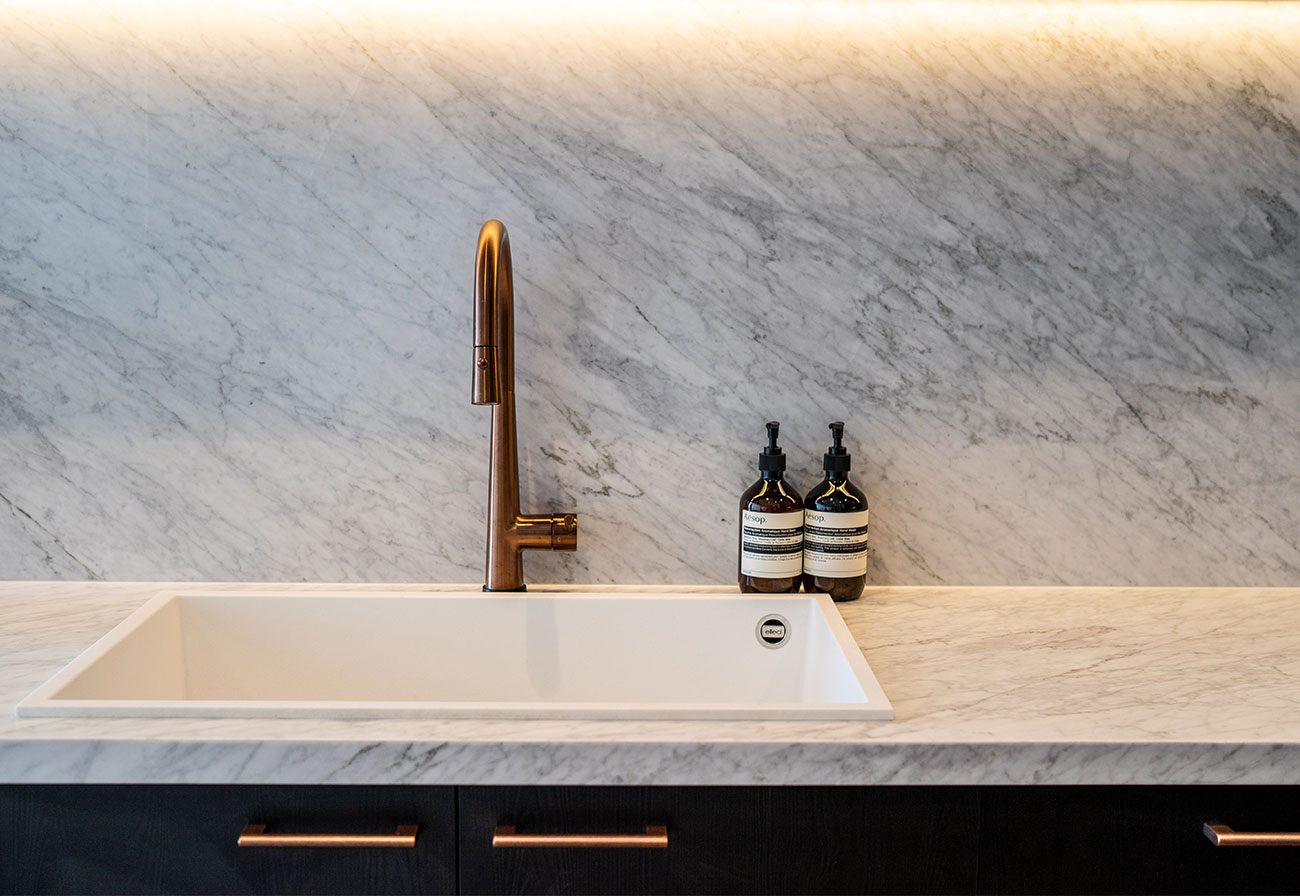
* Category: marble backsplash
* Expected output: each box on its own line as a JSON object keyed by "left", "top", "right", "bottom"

{"left": 1, "top": 3, "right": 1298, "bottom": 586}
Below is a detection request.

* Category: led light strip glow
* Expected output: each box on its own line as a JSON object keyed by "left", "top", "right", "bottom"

{"left": 8, "top": 0, "right": 1300, "bottom": 34}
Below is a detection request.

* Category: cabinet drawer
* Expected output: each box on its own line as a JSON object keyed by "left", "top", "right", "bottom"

{"left": 458, "top": 786, "right": 978, "bottom": 895}
{"left": 980, "top": 786, "right": 1300, "bottom": 895}
{"left": 0, "top": 784, "right": 455, "bottom": 895}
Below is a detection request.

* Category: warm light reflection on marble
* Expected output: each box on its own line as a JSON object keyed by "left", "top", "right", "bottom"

{"left": 7, "top": 1, "right": 1300, "bottom": 35}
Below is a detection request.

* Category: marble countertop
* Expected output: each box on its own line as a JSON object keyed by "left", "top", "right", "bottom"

{"left": 3, "top": 582, "right": 1298, "bottom": 786}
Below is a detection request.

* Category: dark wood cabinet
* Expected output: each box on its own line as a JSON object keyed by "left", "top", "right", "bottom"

{"left": 980, "top": 786, "right": 1300, "bottom": 895}
{"left": 0, "top": 785, "right": 456, "bottom": 895}
{"left": 457, "top": 786, "right": 978, "bottom": 895}
{"left": 5, "top": 783, "right": 1300, "bottom": 895}
{"left": 458, "top": 786, "right": 764, "bottom": 895}
{"left": 762, "top": 786, "right": 979, "bottom": 894}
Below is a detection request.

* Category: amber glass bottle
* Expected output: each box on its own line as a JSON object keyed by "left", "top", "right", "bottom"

{"left": 802, "top": 422, "right": 869, "bottom": 602}
{"left": 738, "top": 421, "right": 804, "bottom": 593}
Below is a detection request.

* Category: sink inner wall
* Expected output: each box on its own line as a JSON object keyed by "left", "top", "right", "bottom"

{"left": 49, "top": 593, "right": 868, "bottom": 705}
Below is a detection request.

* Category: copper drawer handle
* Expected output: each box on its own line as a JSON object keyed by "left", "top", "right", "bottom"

{"left": 238, "top": 822, "right": 418, "bottom": 848}
{"left": 1204, "top": 822, "right": 1300, "bottom": 846}
{"left": 493, "top": 824, "right": 668, "bottom": 848}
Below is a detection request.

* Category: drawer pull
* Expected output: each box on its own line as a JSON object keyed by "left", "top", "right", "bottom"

{"left": 493, "top": 824, "right": 668, "bottom": 848}
{"left": 238, "top": 823, "right": 418, "bottom": 848}
{"left": 1204, "top": 822, "right": 1300, "bottom": 847}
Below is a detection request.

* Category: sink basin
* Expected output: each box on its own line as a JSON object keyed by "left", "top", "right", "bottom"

{"left": 15, "top": 590, "right": 891, "bottom": 720}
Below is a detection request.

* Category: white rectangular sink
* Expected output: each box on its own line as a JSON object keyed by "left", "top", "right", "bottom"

{"left": 15, "top": 590, "right": 891, "bottom": 721}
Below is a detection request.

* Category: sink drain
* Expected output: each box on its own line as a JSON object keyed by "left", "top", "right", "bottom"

{"left": 756, "top": 614, "right": 790, "bottom": 648}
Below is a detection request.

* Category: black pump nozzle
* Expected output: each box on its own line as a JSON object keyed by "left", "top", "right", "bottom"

{"left": 765, "top": 421, "right": 781, "bottom": 453}
{"left": 759, "top": 420, "right": 786, "bottom": 473}
{"left": 823, "top": 421, "right": 851, "bottom": 474}
{"left": 828, "top": 422, "right": 845, "bottom": 452}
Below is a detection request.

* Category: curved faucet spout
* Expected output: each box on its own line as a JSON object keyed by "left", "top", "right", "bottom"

{"left": 472, "top": 220, "right": 510, "bottom": 406}
{"left": 471, "top": 220, "right": 578, "bottom": 592}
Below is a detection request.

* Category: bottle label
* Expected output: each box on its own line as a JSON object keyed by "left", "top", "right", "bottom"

{"left": 803, "top": 509, "right": 869, "bottom": 578}
{"left": 740, "top": 509, "right": 804, "bottom": 578}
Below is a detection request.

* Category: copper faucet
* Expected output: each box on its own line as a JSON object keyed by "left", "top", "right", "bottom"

{"left": 471, "top": 220, "right": 578, "bottom": 591}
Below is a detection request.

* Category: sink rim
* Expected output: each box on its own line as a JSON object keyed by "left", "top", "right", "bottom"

{"left": 15, "top": 588, "right": 893, "bottom": 721}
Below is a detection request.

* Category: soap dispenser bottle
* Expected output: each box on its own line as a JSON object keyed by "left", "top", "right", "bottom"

{"left": 738, "top": 421, "right": 804, "bottom": 593}
{"left": 803, "top": 422, "right": 869, "bottom": 602}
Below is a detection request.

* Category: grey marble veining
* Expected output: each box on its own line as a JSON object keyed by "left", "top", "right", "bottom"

{"left": 5, "top": 582, "right": 1300, "bottom": 785}
{"left": 1, "top": 5, "right": 1299, "bottom": 585}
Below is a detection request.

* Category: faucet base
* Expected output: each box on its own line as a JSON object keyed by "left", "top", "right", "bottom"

{"left": 483, "top": 512, "right": 578, "bottom": 592}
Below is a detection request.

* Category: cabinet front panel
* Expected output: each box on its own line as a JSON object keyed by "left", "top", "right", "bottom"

{"left": 980, "top": 786, "right": 1300, "bottom": 895}
{"left": 458, "top": 786, "right": 979, "bottom": 895}
{"left": 0, "top": 785, "right": 456, "bottom": 895}
{"left": 458, "top": 786, "right": 761, "bottom": 895}
{"left": 765, "top": 787, "right": 979, "bottom": 894}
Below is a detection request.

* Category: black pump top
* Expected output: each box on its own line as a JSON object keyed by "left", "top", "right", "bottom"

{"left": 823, "top": 421, "right": 851, "bottom": 474}
{"left": 758, "top": 420, "right": 786, "bottom": 473}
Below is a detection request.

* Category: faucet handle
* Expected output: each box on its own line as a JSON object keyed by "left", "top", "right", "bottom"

{"left": 552, "top": 513, "right": 578, "bottom": 551}
{"left": 516, "top": 513, "right": 578, "bottom": 552}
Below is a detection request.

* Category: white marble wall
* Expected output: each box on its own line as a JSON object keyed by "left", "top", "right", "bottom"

{"left": 1, "top": 3, "right": 1298, "bottom": 585}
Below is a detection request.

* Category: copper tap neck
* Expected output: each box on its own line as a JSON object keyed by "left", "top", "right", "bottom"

{"left": 472, "top": 220, "right": 578, "bottom": 592}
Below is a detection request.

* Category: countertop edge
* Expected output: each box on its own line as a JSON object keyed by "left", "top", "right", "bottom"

{"left": 3, "top": 739, "right": 1300, "bottom": 786}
